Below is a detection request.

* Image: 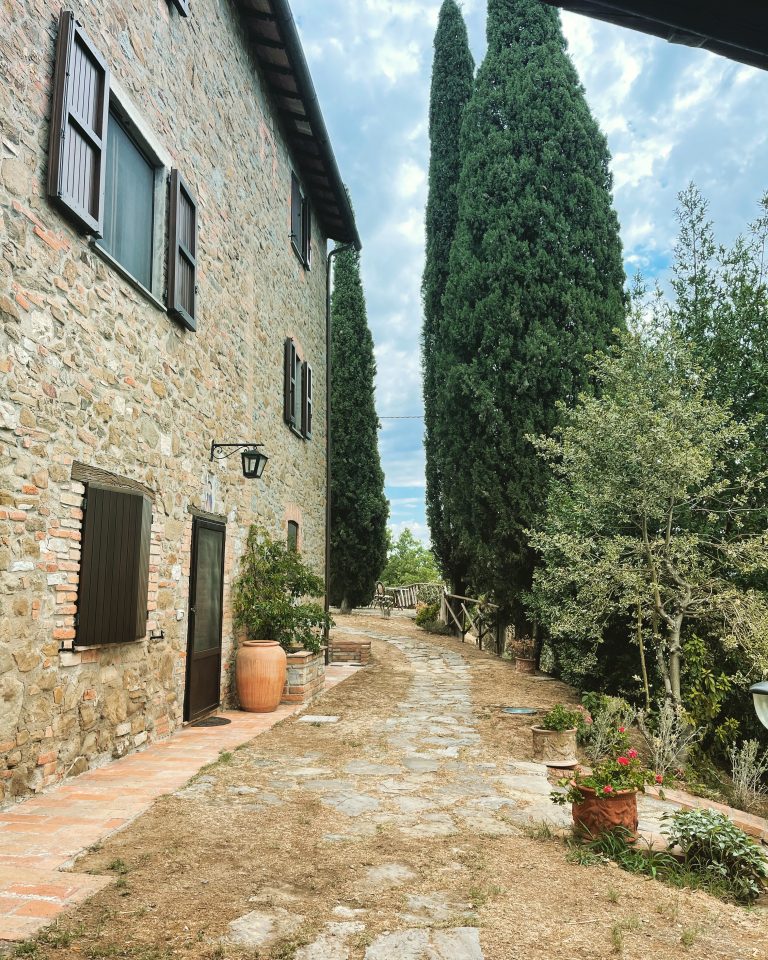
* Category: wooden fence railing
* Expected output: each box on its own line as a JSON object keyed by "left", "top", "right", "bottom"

{"left": 370, "top": 582, "right": 445, "bottom": 610}
{"left": 441, "top": 592, "right": 504, "bottom": 655}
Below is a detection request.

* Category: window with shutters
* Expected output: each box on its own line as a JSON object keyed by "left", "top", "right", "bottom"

{"left": 48, "top": 13, "right": 198, "bottom": 327}
{"left": 290, "top": 172, "right": 311, "bottom": 269}
{"left": 76, "top": 484, "right": 152, "bottom": 647}
{"left": 283, "top": 340, "right": 313, "bottom": 441}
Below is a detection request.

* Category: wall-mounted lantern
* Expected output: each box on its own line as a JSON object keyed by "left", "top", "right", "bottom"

{"left": 749, "top": 681, "right": 768, "bottom": 730}
{"left": 210, "top": 442, "right": 268, "bottom": 480}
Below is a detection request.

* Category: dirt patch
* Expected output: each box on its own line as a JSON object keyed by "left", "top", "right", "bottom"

{"left": 18, "top": 613, "right": 768, "bottom": 960}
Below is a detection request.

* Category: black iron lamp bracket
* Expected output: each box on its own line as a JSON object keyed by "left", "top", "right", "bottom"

{"left": 210, "top": 442, "right": 264, "bottom": 461}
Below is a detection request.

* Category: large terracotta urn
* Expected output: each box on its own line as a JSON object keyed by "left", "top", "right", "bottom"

{"left": 236, "top": 640, "right": 287, "bottom": 713}
{"left": 571, "top": 784, "right": 638, "bottom": 840}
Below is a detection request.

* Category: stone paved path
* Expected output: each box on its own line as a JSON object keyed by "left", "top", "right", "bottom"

{"left": 9, "top": 617, "right": 766, "bottom": 959}
{"left": 0, "top": 666, "right": 356, "bottom": 944}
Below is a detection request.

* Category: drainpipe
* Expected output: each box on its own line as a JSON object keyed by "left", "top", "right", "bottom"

{"left": 324, "top": 243, "right": 356, "bottom": 663}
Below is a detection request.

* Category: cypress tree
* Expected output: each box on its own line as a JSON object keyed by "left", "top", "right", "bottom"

{"left": 422, "top": 0, "right": 474, "bottom": 592}
{"left": 439, "top": 0, "right": 625, "bottom": 627}
{"left": 329, "top": 245, "right": 389, "bottom": 612}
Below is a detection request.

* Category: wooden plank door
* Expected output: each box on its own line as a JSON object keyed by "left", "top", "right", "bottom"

{"left": 184, "top": 518, "right": 225, "bottom": 722}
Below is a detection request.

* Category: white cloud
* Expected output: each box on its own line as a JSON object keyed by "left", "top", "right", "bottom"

{"left": 389, "top": 520, "right": 431, "bottom": 546}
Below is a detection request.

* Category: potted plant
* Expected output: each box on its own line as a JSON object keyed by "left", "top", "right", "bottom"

{"left": 232, "top": 526, "right": 331, "bottom": 713}
{"left": 531, "top": 704, "right": 582, "bottom": 764}
{"left": 551, "top": 742, "right": 662, "bottom": 840}
{"left": 512, "top": 636, "right": 537, "bottom": 674}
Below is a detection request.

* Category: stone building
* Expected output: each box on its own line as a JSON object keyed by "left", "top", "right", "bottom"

{"left": 0, "top": 0, "right": 359, "bottom": 803}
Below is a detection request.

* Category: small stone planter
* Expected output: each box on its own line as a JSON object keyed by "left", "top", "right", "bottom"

{"left": 281, "top": 649, "right": 326, "bottom": 705}
{"left": 571, "top": 784, "right": 639, "bottom": 840}
{"left": 531, "top": 726, "right": 577, "bottom": 764}
{"left": 515, "top": 656, "right": 537, "bottom": 674}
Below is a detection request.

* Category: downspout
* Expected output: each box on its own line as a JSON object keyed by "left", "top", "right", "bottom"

{"left": 324, "top": 242, "right": 357, "bottom": 662}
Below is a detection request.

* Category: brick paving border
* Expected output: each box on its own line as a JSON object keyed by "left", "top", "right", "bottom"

{"left": 0, "top": 665, "right": 357, "bottom": 944}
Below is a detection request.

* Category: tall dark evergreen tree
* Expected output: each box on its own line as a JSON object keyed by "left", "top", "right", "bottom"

{"left": 439, "top": 0, "right": 625, "bottom": 627}
{"left": 329, "top": 245, "right": 389, "bottom": 612}
{"left": 422, "top": 0, "right": 474, "bottom": 592}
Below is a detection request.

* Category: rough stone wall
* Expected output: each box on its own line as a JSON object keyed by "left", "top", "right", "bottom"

{"left": 281, "top": 650, "right": 325, "bottom": 705}
{"left": 0, "top": 0, "right": 330, "bottom": 802}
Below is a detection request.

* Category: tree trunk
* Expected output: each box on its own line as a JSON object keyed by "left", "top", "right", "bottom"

{"left": 340, "top": 596, "right": 352, "bottom": 615}
{"left": 667, "top": 613, "right": 684, "bottom": 706}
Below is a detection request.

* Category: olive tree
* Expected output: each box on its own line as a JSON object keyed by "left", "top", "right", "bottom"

{"left": 528, "top": 327, "right": 768, "bottom": 705}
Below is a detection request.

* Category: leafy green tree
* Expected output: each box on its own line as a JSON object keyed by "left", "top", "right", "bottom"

{"left": 329, "top": 245, "right": 389, "bottom": 612}
{"left": 671, "top": 184, "right": 768, "bottom": 436}
{"left": 528, "top": 328, "right": 768, "bottom": 706}
{"left": 232, "top": 526, "right": 330, "bottom": 654}
{"left": 380, "top": 528, "right": 442, "bottom": 586}
{"left": 438, "top": 0, "right": 625, "bottom": 627}
{"left": 422, "top": 0, "right": 474, "bottom": 592}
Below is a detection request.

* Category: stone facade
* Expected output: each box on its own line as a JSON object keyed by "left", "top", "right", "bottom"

{"left": 0, "top": 0, "right": 344, "bottom": 802}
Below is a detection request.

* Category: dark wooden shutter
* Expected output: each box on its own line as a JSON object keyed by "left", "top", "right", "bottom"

{"left": 48, "top": 10, "right": 110, "bottom": 236}
{"left": 171, "top": 0, "right": 191, "bottom": 15}
{"left": 77, "top": 485, "right": 152, "bottom": 647}
{"left": 302, "top": 362, "right": 313, "bottom": 439}
{"left": 284, "top": 338, "right": 297, "bottom": 427}
{"left": 290, "top": 172, "right": 303, "bottom": 255}
{"left": 302, "top": 197, "right": 312, "bottom": 268}
{"left": 168, "top": 169, "right": 198, "bottom": 331}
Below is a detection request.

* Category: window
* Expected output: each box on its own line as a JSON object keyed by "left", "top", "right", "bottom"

{"left": 76, "top": 484, "right": 152, "bottom": 647}
{"left": 284, "top": 340, "right": 313, "bottom": 440}
{"left": 290, "top": 172, "right": 311, "bottom": 269}
{"left": 47, "top": 11, "right": 199, "bottom": 329}
{"left": 287, "top": 521, "right": 299, "bottom": 553}
{"left": 101, "top": 113, "right": 155, "bottom": 290}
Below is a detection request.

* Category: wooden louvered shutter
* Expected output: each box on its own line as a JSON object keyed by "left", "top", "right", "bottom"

{"left": 48, "top": 10, "right": 110, "bottom": 236}
{"left": 76, "top": 485, "right": 152, "bottom": 647}
{"left": 284, "top": 338, "right": 297, "bottom": 427}
{"left": 290, "top": 173, "right": 303, "bottom": 255}
{"left": 302, "top": 197, "right": 312, "bottom": 268}
{"left": 168, "top": 169, "right": 198, "bottom": 331}
{"left": 302, "top": 363, "right": 313, "bottom": 439}
{"left": 171, "top": 0, "right": 190, "bottom": 15}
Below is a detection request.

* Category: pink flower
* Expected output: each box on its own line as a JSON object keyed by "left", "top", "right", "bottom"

{"left": 603, "top": 785, "right": 614, "bottom": 794}
{"left": 655, "top": 774, "right": 663, "bottom": 784}
{"left": 627, "top": 748, "right": 638, "bottom": 759}
{"left": 616, "top": 756, "right": 630, "bottom": 766}
{"left": 585, "top": 717, "right": 593, "bottom": 724}
{"left": 618, "top": 726, "right": 626, "bottom": 733}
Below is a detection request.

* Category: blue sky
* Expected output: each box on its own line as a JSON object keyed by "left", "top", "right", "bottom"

{"left": 291, "top": 1, "right": 768, "bottom": 544}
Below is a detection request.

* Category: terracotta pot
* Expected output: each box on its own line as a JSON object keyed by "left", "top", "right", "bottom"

{"left": 531, "top": 726, "right": 577, "bottom": 764}
{"left": 515, "top": 656, "right": 536, "bottom": 674}
{"left": 571, "top": 783, "right": 638, "bottom": 840}
{"left": 236, "top": 640, "right": 287, "bottom": 713}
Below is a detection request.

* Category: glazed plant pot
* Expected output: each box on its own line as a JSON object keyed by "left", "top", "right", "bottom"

{"left": 571, "top": 784, "right": 638, "bottom": 840}
{"left": 531, "top": 726, "right": 577, "bottom": 764}
{"left": 515, "top": 656, "right": 536, "bottom": 675}
{"left": 236, "top": 640, "right": 287, "bottom": 713}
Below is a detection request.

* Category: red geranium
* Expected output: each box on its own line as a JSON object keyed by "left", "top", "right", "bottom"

{"left": 616, "top": 756, "right": 630, "bottom": 766}
{"left": 627, "top": 748, "right": 638, "bottom": 759}
{"left": 603, "top": 785, "right": 614, "bottom": 794}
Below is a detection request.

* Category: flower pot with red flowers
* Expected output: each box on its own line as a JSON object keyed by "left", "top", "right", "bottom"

{"left": 551, "top": 748, "right": 662, "bottom": 840}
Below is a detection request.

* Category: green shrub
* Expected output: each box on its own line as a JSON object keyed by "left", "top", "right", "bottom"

{"left": 539, "top": 703, "right": 583, "bottom": 732}
{"left": 415, "top": 602, "right": 441, "bottom": 627}
{"left": 661, "top": 808, "right": 768, "bottom": 904}
{"left": 232, "top": 526, "right": 331, "bottom": 653}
